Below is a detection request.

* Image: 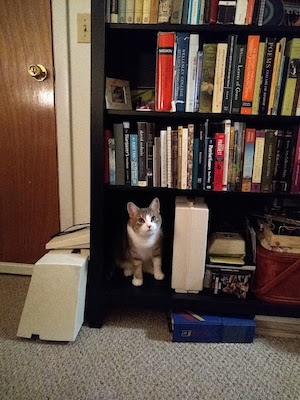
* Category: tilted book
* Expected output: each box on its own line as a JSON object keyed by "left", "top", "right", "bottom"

{"left": 155, "top": 32, "right": 175, "bottom": 111}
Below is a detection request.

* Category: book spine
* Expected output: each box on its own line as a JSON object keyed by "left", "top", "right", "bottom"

{"left": 241, "top": 128, "right": 256, "bottom": 192}
{"left": 222, "top": 34, "right": 238, "bottom": 113}
{"left": 260, "top": 130, "right": 278, "bottom": 193}
{"left": 228, "top": 122, "right": 239, "bottom": 191}
{"left": 213, "top": 133, "right": 225, "bottom": 191}
{"left": 194, "top": 50, "right": 204, "bottom": 112}
{"left": 290, "top": 126, "right": 300, "bottom": 194}
{"left": 153, "top": 136, "right": 161, "bottom": 187}
{"left": 160, "top": 129, "right": 168, "bottom": 187}
{"left": 192, "top": 137, "right": 200, "bottom": 189}
{"left": 202, "top": 0, "right": 211, "bottom": 24}
{"left": 110, "top": 0, "right": 119, "bottom": 23}
{"left": 275, "top": 56, "right": 289, "bottom": 116}
{"left": 241, "top": 35, "right": 260, "bottom": 115}
{"left": 271, "top": 129, "right": 284, "bottom": 192}
{"left": 268, "top": 38, "right": 286, "bottom": 115}
{"left": 204, "top": 137, "right": 215, "bottom": 190}
{"left": 181, "top": 127, "right": 189, "bottom": 189}
{"left": 257, "top": 0, "right": 266, "bottom": 26}
{"left": 143, "top": 0, "right": 152, "bottom": 23}
{"left": 234, "top": 0, "right": 247, "bottom": 25}
{"left": 126, "top": 0, "right": 135, "bottom": 23}
{"left": 118, "top": 0, "right": 126, "bottom": 23}
{"left": 188, "top": 0, "right": 200, "bottom": 24}
{"left": 252, "top": 41, "right": 265, "bottom": 115}
{"left": 199, "top": 43, "right": 218, "bottom": 113}
{"left": 134, "top": 0, "right": 144, "bottom": 23}
{"left": 108, "top": 138, "right": 116, "bottom": 185}
{"left": 234, "top": 122, "right": 246, "bottom": 191}
{"left": 137, "top": 122, "right": 147, "bottom": 187}
{"left": 146, "top": 122, "right": 155, "bottom": 187}
{"left": 245, "top": 0, "right": 255, "bottom": 24}
{"left": 292, "top": 71, "right": 300, "bottom": 115}
{"left": 181, "top": 0, "right": 190, "bottom": 24}
{"left": 167, "top": 125, "right": 172, "bottom": 187}
{"left": 209, "top": 0, "right": 219, "bottom": 23}
{"left": 222, "top": 119, "right": 232, "bottom": 190}
{"left": 251, "top": 129, "right": 265, "bottom": 192}
{"left": 104, "top": 129, "right": 112, "bottom": 184}
{"left": 171, "top": 129, "right": 179, "bottom": 188}
{"left": 173, "top": 32, "right": 190, "bottom": 112}
{"left": 155, "top": 32, "right": 175, "bottom": 111}
{"left": 123, "top": 122, "right": 131, "bottom": 185}
{"left": 226, "top": 125, "right": 235, "bottom": 190}
{"left": 130, "top": 134, "right": 138, "bottom": 186}
{"left": 281, "top": 59, "right": 300, "bottom": 116}
{"left": 185, "top": 34, "right": 199, "bottom": 112}
{"left": 197, "top": 122, "right": 206, "bottom": 189}
{"left": 259, "top": 37, "right": 277, "bottom": 115}
{"left": 231, "top": 43, "right": 247, "bottom": 114}
{"left": 158, "top": 0, "right": 172, "bottom": 23}
{"left": 277, "top": 129, "right": 297, "bottom": 192}
{"left": 187, "top": 124, "right": 195, "bottom": 189}
{"left": 212, "top": 42, "right": 228, "bottom": 113}
{"left": 216, "top": 0, "right": 237, "bottom": 24}
{"left": 150, "top": 0, "right": 159, "bottom": 23}
{"left": 171, "top": 0, "right": 184, "bottom": 23}
{"left": 113, "top": 123, "right": 125, "bottom": 185}
{"left": 177, "top": 125, "right": 183, "bottom": 189}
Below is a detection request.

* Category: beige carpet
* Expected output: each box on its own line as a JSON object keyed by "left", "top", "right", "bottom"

{"left": 1, "top": 273, "right": 300, "bottom": 400}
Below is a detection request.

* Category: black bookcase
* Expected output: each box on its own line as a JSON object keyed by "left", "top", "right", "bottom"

{"left": 87, "top": 1, "right": 300, "bottom": 328}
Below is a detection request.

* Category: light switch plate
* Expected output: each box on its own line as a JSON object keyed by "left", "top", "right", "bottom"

{"left": 77, "top": 13, "right": 91, "bottom": 43}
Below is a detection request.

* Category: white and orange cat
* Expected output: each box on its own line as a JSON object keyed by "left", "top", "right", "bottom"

{"left": 116, "top": 197, "right": 164, "bottom": 286}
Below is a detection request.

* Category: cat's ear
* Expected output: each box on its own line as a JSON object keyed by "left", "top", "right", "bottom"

{"left": 127, "top": 202, "right": 140, "bottom": 218}
{"left": 149, "top": 197, "right": 160, "bottom": 213}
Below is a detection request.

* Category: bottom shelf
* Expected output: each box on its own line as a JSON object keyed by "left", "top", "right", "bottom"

{"left": 87, "top": 273, "right": 300, "bottom": 327}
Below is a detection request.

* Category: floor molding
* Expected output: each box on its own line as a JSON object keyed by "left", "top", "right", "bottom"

{"left": 0, "top": 262, "right": 34, "bottom": 276}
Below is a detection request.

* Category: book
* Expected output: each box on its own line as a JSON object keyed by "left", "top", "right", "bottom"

{"left": 123, "top": 122, "right": 131, "bottom": 185}
{"left": 231, "top": 43, "right": 247, "bottom": 114}
{"left": 199, "top": 43, "right": 217, "bottom": 113}
{"left": 213, "top": 132, "right": 225, "bottom": 191}
{"left": 260, "top": 129, "right": 278, "bottom": 193}
{"left": 209, "top": 0, "right": 219, "bottom": 23}
{"left": 222, "top": 119, "right": 232, "bottom": 191}
{"left": 210, "top": 269, "right": 253, "bottom": 299}
{"left": 234, "top": 0, "right": 248, "bottom": 24}
{"left": 113, "top": 123, "right": 126, "bottom": 185}
{"left": 104, "top": 129, "right": 112, "bottom": 184}
{"left": 251, "top": 129, "right": 265, "bottom": 192}
{"left": 158, "top": 0, "right": 172, "bottom": 22}
{"left": 226, "top": 125, "right": 236, "bottom": 190}
{"left": 134, "top": 0, "right": 144, "bottom": 23}
{"left": 142, "top": 0, "right": 152, "bottom": 22}
{"left": 194, "top": 50, "right": 204, "bottom": 112}
{"left": 267, "top": 37, "right": 286, "bottom": 115}
{"left": 241, "top": 128, "right": 256, "bottom": 192}
{"left": 251, "top": 41, "right": 266, "bottom": 115}
{"left": 281, "top": 38, "right": 300, "bottom": 116}
{"left": 129, "top": 134, "right": 138, "bottom": 186}
{"left": 118, "top": 0, "right": 126, "bottom": 23}
{"left": 167, "top": 125, "right": 172, "bottom": 188}
{"left": 160, "top": 129, "right": 168, "bottom": 187}
{"left": 177, "top": 125, "right": 183, "bottom": 189}
{"left": 203, "top": 136, "right": 215, "bottom": 190}
{"left": 172, "top": 32, "right": 190, "bottom": 112}
{"left": 110, "top": 0, "right": 118, "bottom": 23}
{"left": 212, "top": 42, "right": 228, "bottom": 113}
{"left": 137, "top": 122, "right": 147, "bottom": 187}
{"left": 108, "top": 138, "right": 116, "bottom": 185}
{"left": 234, "top": 121, "right": 246, "bottom": 191}
{"left": 185, "top": 34, "right": 199, "bottom": 112}
{"left": 241, "top": 35, "right": 260, "bottom": 115}
{"left": 216, "top": 0, "right": 237, "bottom": 24}
{"left": 155, "top": 32, "right": 175, "bottom": 111}
{"left": 222, "top": 34, "right": 238, "bottom": 113}
{"left": 126, "top": 0, "right": 135, "bottom": 23}
{"left": 181, "top": 127, "right": 189, "bottom": 189}
{"left": 245, "top": 0, "right": 255, "bottom": 24}
{"left": 145, "top": 122, "right": 155, "bottom": 187}
{"left": 170, "top": 0, "right": 184, "bottom": 23}
{"left": 197, "top": 121, "right": 208, "bottom": 189}
{"left": 171, "top": 129, "right": 179, "bottom": 188}
{"left": 150, "top": 0, "right": 159, "bottom": 22}
{"left": 290, "top": 125, "right": 300, "bottom": 194}
{"left": 292, "top": 71, "right": 300, "bottom": 115}
{"left": 192, "top": 137, "right": 200, "bottom": 189}
{"left": 274, "top": 55, "right": 290, "bottom": 115}
{"left": 181, "top": 0, "right": 190, "bottom": 24}
{"left": 188, "top": 0, "right": 201, "bottom": 24}
{"left": 275, "top": 128, "right": 297, "bottom": 192}
{"left": 187, "top": 124, "right": 195, "bottom": 189}
{"left": 271, "top": 129, "right": 285, "bottom": 191}
{"left": 258, "top": 37, "right": 277, "bottom": 115}
{"left": 153, "top": 136, "right": 161, "bottom": 187}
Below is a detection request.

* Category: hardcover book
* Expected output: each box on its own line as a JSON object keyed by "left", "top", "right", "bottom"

{"left": 181, "top": 127, "right": 189, "bottom": 189}
{"left": 260, "top": 129, "right": 278, "bottom": 193}
{"left": 137, "top": 122, "right": 147, "bottom": 187}
{"left": 172, "top": 32, "right": 190, "bottom": 112}
{"left": 241, "top": 35, "right": 260, "bottom": 115}
{"left": 252, "top": 41, "right": 266, "bottom": 115}
{"left": 231, "top": 43, "right": 247, "bottom": 114}
{"left": 145, "top": 122, "right": 155, "bottom": 187}
{"left": 126, "top": 0, "right": 135, "bottom": 23}
{"left": 203, "top": 136, "right": 215, "bottom": 190}
{"left": 170, "top": 0, "right": 184, "bottom": 23}
{"left": 123, "top": 122, "right": 131, "bottom": 185}
{"left": 113, "top": 123, "right": 126, "bottom": 185}
{"left": 129, "top": 134, "right": 138, "bottom": 186}
{"left": 160, "top": 129, "right": 168, "bottom": 187}
{"left": 259, "top": 37, "right": 277, "bottom": 115}
{"left": 155, "top": 32, "right": 176, "bottom": 111}
{"left": 241, "top": 128, "right": 256, "bottom": 192}
{"left": 222, "top": 34, "right": 238, "bottom": 113}
{"left": 150, "top": 0, "right": 160, "bottom": 23}
{"left": 118, "top": 0, "right": 126, "bottom": 23}
{"left": 212, "top": 42, "right": 228, "bottom": 113}
{"left": 134, "top": 0, "right": 144, "bottom": 23}
{"left": 213, "top": 132, "right": 225, "bottom": 191}
{"left": 185, "top": 34, "right": 200, "bottom": 112}
{"left": 290, "top": 126, "right": 300, "bottom": 194}
{"left": 187, "top": 124, "right": 195, "bottom": 190}
{"left": 251, "top": 129, "right": 265, "bottom": 192}
{"left": 158, "top": 0, "right": 172, "bottom": 22}
{"left": 209, "top": 0, "right": 219, "bottom": 23}
{"left": 142, "top": 0, "right": 152, "bottom": 23}
{"left": 199, "top": 43, "right": 217, "bottom": 113}
{"left": 216, "top": 0, "right": 237, "bottom": 24}
{"left": 108, "top": 138, "right": 116, "bottom": 185}
{"left": 234, "top": 0, "right": 248, "bottom": 24}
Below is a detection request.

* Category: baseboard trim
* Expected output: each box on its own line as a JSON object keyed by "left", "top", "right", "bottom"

{"left": 0, "top": 262, "right": 34, "bottom": 276}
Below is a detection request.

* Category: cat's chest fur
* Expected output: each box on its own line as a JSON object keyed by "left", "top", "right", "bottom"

{"left": 127, "top": 225, "right": 160, "bottom": 261}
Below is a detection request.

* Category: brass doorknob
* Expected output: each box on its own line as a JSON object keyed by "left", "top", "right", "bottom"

{"left": 28, "top": 64, "right": 48, "bottom": 81}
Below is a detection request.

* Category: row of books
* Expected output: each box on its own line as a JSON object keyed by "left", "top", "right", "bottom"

{"left": 108, "top": 0, "right": 300, "bottom": 26}
{"left": 104, "top": 120, "right": 300, "bottom": 194}
{"left": 155, "top": 33, "right": 300, "bottom": 116}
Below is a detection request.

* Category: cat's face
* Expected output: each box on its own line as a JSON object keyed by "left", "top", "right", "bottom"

{"left": 127, "top": 198, "right": 162, "bottom": 237}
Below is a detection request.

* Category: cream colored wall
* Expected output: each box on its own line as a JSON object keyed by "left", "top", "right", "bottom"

{"left": 52, "top": 0, "right": 91, "bottom": 230}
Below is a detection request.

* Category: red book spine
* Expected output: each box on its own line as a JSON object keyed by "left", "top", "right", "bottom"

{"left": 213, "top": 132, "right": 225, "bottom": 191}
{"left": 104, "top": 129, "right": 112, "bottom": 183}
{"left": 209, "top": 0, "right": 219, "bottom": 24}
{"left": 155, "top": 32, "right": 175, "bottom": 111}
{"left": 290, "top": 126, "right": 300, "bottom": 194}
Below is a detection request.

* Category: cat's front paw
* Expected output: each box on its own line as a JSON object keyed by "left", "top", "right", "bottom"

{"left": 123, "top": 268, "right": 133, "bottom": 277}
{"left": 154, "top": 271, "right": 165, "bottom": 281}
{"left": 132, "top": 277, "right": 143, "bottom": 286}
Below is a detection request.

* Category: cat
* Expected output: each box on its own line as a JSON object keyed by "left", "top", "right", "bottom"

{"left": 116, "top": 197, "right": 164, "bottom": 287}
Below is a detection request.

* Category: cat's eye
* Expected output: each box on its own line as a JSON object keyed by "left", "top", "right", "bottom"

{"left": 151, "top": 216, "right": 156, "bottom": 222}
{"left": 138, "top": 218, "right": 144, "bottom": 223}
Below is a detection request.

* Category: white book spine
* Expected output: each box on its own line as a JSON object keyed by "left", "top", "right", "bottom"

{"left": 167, "top": 126, "right": 172, "bottom": 188}
{"left": 212, "top": 43, "right": 228, "bottom": 113}
{"left": 185, "top": 34, "right": 200, "bottom": 112}
{"left": 188, "top": 0, "right": 200, "bottom": 24}
{"left": 234, "top": 0, "right": 248, "bottom": 25}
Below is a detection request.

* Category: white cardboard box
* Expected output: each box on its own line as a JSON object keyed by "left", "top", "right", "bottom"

{"left": 171, "top": 197, "right": 209, "bottom": 293}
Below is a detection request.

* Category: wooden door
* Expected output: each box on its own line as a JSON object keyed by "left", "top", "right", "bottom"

{"left": 0, "top": 1, "right": 60, "bottom": 264}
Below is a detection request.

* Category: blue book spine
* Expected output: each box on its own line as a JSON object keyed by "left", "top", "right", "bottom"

{"left": 130, "top": 134, "right": 138, "bottom": 186}
{"left": 173, "top": 32, "right": 190, "bottom": 112}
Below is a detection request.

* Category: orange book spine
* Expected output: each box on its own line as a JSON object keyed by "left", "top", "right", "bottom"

{"left": 241, "top": 35, "right": 260, "bottom": 115}
{"left": 155, "top": 32, "right": 175, "bottom": 111}
{"left": 245, "top": 0, "right": 255, "bottom": 25}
